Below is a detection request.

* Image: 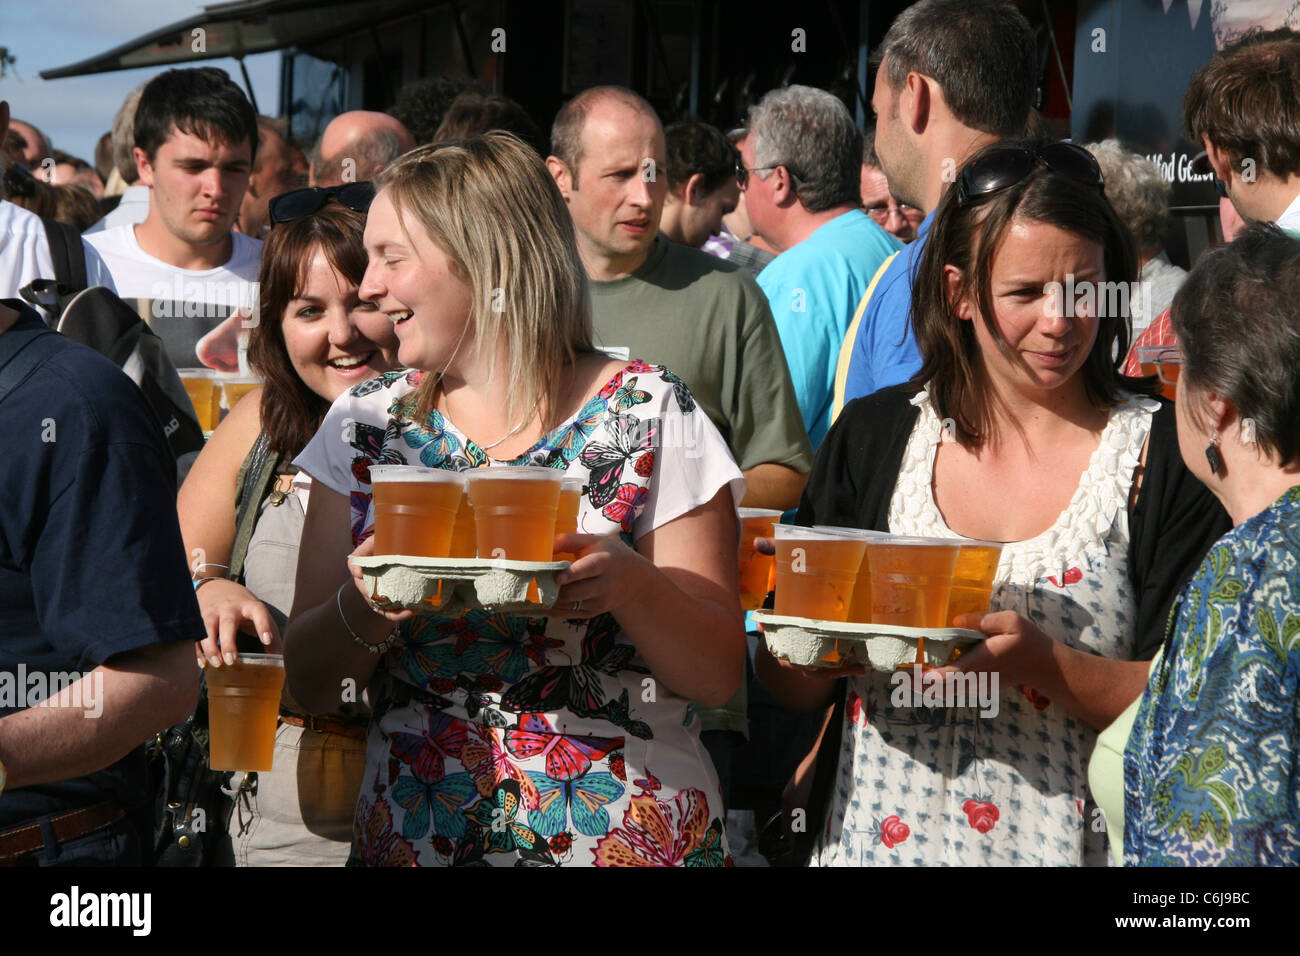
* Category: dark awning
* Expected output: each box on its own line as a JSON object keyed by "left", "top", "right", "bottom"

{"left": 39, "top": 0, "right": 433, "bottom": 79}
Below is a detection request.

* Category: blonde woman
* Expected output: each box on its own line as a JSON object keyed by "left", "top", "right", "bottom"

{"left": 284, "top": 133, "right": 745, "bottom": 867}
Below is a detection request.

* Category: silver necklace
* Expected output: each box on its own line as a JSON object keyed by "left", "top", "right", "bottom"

{"left": 442, "top": 381, "right": 542, "bottom": 452}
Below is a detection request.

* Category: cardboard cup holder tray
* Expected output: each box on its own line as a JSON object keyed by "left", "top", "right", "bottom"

{"left": 753, "top": 611, "right": 986, "bottom": 672}
{"left": 350, "top": 555, "right": 570, "bottom": 617}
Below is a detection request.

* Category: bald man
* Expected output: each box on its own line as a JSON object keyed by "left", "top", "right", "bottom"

{"left": 311, "top": 110, "right": 415, "bottom": 187}
{"left": 239, "top": 118, "right": 309, "bottom": 238}
{"left": 8, "top": 118, "right": 51, "bottom": 169}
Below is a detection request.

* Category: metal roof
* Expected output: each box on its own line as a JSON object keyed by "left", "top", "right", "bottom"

{"left": 39, "top": 0, "right": 433, "bottom": 79}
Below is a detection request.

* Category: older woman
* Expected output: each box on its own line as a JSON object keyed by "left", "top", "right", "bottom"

{"left": 284, "top": 133, "right": 745, "bottom": 867}
{"left": 179, "top": 195, "right": 400, "bottom": 865}
{"left": 757, "top": 140, "right": 1230, "bottom": 866}
{"left": 1093, "top": 223, "right": 1300, "bottom": 865}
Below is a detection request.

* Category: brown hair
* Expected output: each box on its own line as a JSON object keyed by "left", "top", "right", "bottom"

{"left": 377, "top": 132, "right": 594, "bottom": 430}
{"left": 248, "top": 202, "right": 370, "bottom": 456}
{"left": 1184, "top": 29, "right": 1300, "bottom": 180}
{"left": 912, "top": 139, "right": 1160, "bottom": 447}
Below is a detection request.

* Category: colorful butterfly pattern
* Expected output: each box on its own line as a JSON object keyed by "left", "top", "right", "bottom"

{"left": 326, "top": 362, "right": 733, "bottom": 865}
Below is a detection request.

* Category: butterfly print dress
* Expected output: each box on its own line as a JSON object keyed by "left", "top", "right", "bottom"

{"left": 296, "top": 361, "right": 745, "bottom": 866}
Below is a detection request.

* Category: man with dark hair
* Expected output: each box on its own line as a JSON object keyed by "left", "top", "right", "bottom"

{"left": 310, "top": 110, "right": 415, "bottom": 187}
{"left": 238, "top": 116, "right": 308, "bottom": 239}
{"left": 742, "top": 86, "right": 901, "bottom": 449}
{"left": 1186, "top": 28, "right": 1300, "bottom": 232}
{"left": 388, "top": 75, "right": 478, "bottom": 146}
{"left": 433, "top": 91, "right": 545, "bottom": 156}
{"left": 86, "top": 68, "right": 261, "bottom": 368}
{"left": 658, "top": 120, "right": 740, "bottom": 249}
{"left": 834, "top": 0, "right": 1038, "bottom": 414}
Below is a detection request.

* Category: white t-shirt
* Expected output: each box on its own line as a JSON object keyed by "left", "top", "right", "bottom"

{"left": 0, "top": 200, "right": 118, "bottom": 303}
{"left": 84, "top": 184, "right": 151, "bottom": 235}
{"left": 85, "top": 223, "right": 262, "bottom": 367}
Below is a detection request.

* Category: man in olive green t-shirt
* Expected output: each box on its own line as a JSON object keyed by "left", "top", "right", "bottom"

{"left": 547, "top": 85, "right": 813, "bottom": 808}
{"left": 546, "top": 86, "right": 812, "bottom": 509}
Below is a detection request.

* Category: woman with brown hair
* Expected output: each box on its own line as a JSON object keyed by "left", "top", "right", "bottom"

{"left": 284, "top": 133, "right": 746, "bottom": 867}
{"left": 757, "top": 140, "right": 1229, "bottom": 866}
{"left": 178, "top": 193, "right": 400, "bottom": 864}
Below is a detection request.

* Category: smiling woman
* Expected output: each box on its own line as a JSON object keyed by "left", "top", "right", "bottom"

{"left": 176, "top": 201, "right": 401, "bottom": 866}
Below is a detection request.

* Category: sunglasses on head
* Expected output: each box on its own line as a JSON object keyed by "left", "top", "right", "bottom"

{"left": 956, "top": 142, "right": 1104, "bottom": 207}
{"left": 268, "top": 181, "right": 375, "bottom": 225}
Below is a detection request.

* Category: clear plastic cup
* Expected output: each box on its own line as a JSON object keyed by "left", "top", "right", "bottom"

{"left": 814, "top": 526, "right": 888, "bottom": 624}
{"left": 864, "top": 535, "right": 962, "bottom": 628}
{"left": 553, "top": 478, "right": 584, "bottom": 563}
{"left": 466, "top": 466, "right": 566, "bottom": 561}
{"left": 946, "top": 540, "right": 1005, "bottom": 623}
{"left": 368, "top": 465, "right": 466, "bottom": 557}
{"left": 738, "top": 508, "right": 783, "bottom": 611}
{"left": 206, "top": 654, "right": 286, "bottom": 772}
{"left": 219, "top": 374, "right": 263, "bottom": 414}
{"left": 179, "top": 368, "right": 220, "bottom": 433}
{"left": 772, "top": 525, "right": 868, "bottom": 622}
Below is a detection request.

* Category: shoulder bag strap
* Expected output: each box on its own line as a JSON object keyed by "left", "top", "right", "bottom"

{"left": 229, "top": 431, "right": 282, "bottom": 584}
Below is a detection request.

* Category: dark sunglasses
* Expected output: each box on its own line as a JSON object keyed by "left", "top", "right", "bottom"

{"left": 268, "top": 182, "right": 375, "bottom": 225}
{"left": 3, "top": 162, "right": 38, "bottom": 199}
{"left": 956, "top": 143, "right": 1103, "bottom": 206}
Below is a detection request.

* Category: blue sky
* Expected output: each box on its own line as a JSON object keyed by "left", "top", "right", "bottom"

{"left": 1, "top": 1, "right": 282, "bottom": 165}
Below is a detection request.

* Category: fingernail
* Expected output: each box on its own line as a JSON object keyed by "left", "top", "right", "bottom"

{"left": 261, "top": 631, "right": 272, "bottom": 645}
{"left": 197, "top": 657, "right": 206, "bottom": 669}
{"left": 208, "top": 655, "right": 222, "bottom": 668}
{"left": 223, "top": 652, "right": 236, "bottom": 666}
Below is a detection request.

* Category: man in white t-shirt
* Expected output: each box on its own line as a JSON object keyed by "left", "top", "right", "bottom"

{"left": 85, "top": 68, "right": 262, "bottom": 368}
{"left": 0, "top": 101, "right": 117, "bottom": 304}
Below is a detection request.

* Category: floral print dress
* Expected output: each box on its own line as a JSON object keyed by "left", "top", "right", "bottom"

{"left": 295, "top": 361, "right": 745, "bottom": 866}
{"left": 1124, "top": 486, "right": 1300, "bottom": 865}
{"left": 813, "top": 389, "right": 1160, "bottom": 866}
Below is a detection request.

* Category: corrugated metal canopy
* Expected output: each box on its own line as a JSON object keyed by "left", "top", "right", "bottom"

{"left": 39, "top": 0, "right": 433, "bottom": 78}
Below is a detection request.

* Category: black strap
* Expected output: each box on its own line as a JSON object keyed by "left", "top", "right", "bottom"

{"left": 0, "top": 320, "right": 70, "bottom": 407}
{"left": 39, "top": 216, "right": 87, "bottom": 291}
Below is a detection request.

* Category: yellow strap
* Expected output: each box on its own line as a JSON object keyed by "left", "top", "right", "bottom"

{"left": 830, "top": 251, "right": 900, "bottom": 424}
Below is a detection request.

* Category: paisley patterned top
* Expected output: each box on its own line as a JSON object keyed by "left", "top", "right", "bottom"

{"left": 814, "top": 388, "right": 1160, "bottom": 866}
{"left": 295, "top": 361, "right": 745, "bottom": 866}
{"left": 1124, "top": 486, "right": 1300, "bottom": 865}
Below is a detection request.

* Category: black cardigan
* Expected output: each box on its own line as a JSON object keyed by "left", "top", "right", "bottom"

{"left": 790, "top": 383, "right": 1231, "bottom": 863}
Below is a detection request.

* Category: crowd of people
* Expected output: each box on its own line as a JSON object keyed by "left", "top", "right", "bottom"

{"left": 0, "top": 0, "right": 1296, "bottom": 868}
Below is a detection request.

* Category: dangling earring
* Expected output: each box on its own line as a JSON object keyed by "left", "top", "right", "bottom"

{"left": 1205, "top": 431, "right": 1223, "bottom": 475}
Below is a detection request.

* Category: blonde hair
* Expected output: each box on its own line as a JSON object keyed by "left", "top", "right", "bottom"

{"left": 376, "top": 131, "right": 595, "bottom": 429}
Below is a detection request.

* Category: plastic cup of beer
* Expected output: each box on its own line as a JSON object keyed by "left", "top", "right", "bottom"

{"left": 369, "top": 465, "right": 465, "bottom": 557}
{"left": 553, "top": 478, "right": 583, "bottom": 563}
{"left": 449, "top": 487, "right": 477, "bottom": 559}
{"left": 814, "top": 527, "right": 888, "bottom": 624}
{"left": 206, "top": 653, "right": 286, "bottom": 772}
{"left": 179, "top": 368, "right": 220, "bottom": 434}
{"left": 219, "top": 374, "right": 262, "bottom": 414}
{"left": 738, "top": 508, "right": 783, "bottom": 611}
{"left": 865, "top": 536, "right": 962, "bottom": 628}
{"left": 467, "top": 466, "right": 566, "bottom": 562}
{"left": 946, "top": 540, "right": 1004, "bottom": 622}
{"left": 773, "top": 526, "right": 868, "bottom": 622}
{"left": 1137, "top": 346, "right": 1181, "bottom": 401}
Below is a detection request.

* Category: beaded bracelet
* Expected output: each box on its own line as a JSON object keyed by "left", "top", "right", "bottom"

{"left": 336, "top": 584, "right": 402, "bottom": 655}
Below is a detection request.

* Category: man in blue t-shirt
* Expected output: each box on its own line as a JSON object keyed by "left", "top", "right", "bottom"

{"left": 832, "top": 0, "right": 1039, "bottom": 416}
{"left": 0, "top": 299, "right": 201, "bottom": 865}
{"left": 741, "top": 86, "right": 901, "bottom": 450}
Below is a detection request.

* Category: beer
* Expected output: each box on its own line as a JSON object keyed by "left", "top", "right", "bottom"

{"left": 180, "top": 368, "right": 220, "bottom": 433}
{"left": 220, "top": 375, "right": 262, "bottom": 414}
{"left": 738, "top": 508, "right": 783, "bottom": 611}
{"left": 553, "top": 479, "right": 583, "bottom": 563}
{"left": 206, "top": 654, "right": 286, "bottom": 772}
{"left": 815, "top": 526, "right": 887, "bottom": 624}
{"left": 449, "top": 488, "right": 477, "bottom": 559}
{"left": 946, "top": 541, "right": 1004, "bottom": 622}
{"left": 369, "top": 465, "right": 465, "bottom": 557}
{"left": 865, "top": 537, "right": 962, "bottom": 628}
{"left": 467, "top": 467, "right": 565, "bottom": 562}
{"left": 773, "top": 526, "right": 868, "bottom": 622}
